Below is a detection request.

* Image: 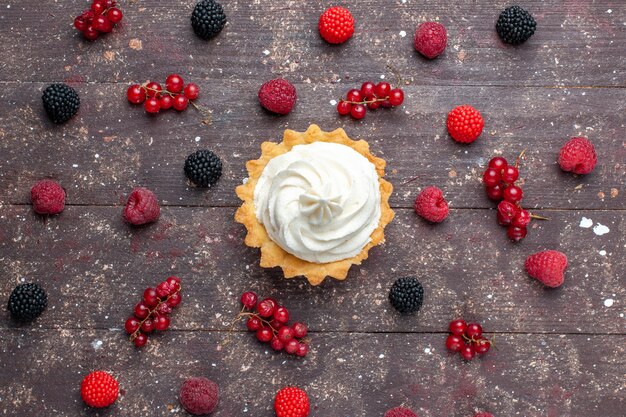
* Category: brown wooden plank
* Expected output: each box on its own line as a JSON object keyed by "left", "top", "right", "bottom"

{"left": 1, "top": 329, "right": 624, "bottom": 416}
{"left": 0, "top": 1, "right": 624, "bottom": 86}
{"left": 1, "top": 82, "right": 624, "bottom": 209}
{"left": 1, "top": 206, "right": 623, "bottom": 334}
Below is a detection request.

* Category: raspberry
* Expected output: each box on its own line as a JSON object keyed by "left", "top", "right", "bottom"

{"left": 447, "top": 105, "right": 484, "bottom": 143}
{"left": 525, "top": 250, "right": 568, "bottom": 288}
{"left": 258, "top": 78, "right": 297, "bottom": 115}
{"left": 414, "top": 22, "right": 447, "bottom": 59}
{"left": 30, "top": 179, "right": 66, "bottom": 215}
{"left": 179, "top": 377, "right": 219, "bottom": 415}
{"left": 318, "top": 6, "right": 355, "bottom": 44}
{"left": 385, "top": 407, "right": 418, "bottom": 417}
{"left": 80, "top": 371, "right": 119, "bottom": 408}
{"left": 123, "top": 187, "right": 160, "bottom": 225}
{"left": 558, "top": 137, "right": 597, "bottom": 175}
{"left": 274, "top": 386, "right": 310, "bottom": 417}
{"left": 413, "top": 186, "right": 449, "bottom": 223}
{"left": 473, "top": 413, "right": 494, "bottom": 417}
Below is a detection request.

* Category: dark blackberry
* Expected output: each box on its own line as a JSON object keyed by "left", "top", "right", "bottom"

{"left": 184, "top": 149, "right": 222, "bottom": 187}
{"left": 7, "top": 283, "right": 47, "bottom": 321}
{"left": 496, "top": 5, "right": 537, "bottom": 45}
{"left": 191, "top": 0, "right": 227, "bottom": 40}
{"left": 389, "top": 277, "right": 424, "bottom": 314}
{"left": 42, "top": 83, "right": 80, "bottom": 124}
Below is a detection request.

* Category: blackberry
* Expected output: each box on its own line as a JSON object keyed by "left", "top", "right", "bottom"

{"left": 496, "top": 5, "right": 537, "bottom": 45}
{"left": 191, "top": 0, "right": 227, "bottom": 40}
{"left": 42, "top": 83, "right": 80, "bottom": 124}
{"left": 184, "top": 149, "right": 222, "bottom": 187}
{"left": 7, "top": 283, "right": 47, "bottom": 321}
{"left": 389, "top": 277, "right": 424, "bottom": 314}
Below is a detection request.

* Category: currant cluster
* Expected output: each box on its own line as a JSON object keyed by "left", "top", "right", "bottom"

{"left": 337, "top": 81, "right": 404, "bottom": 120}
{"left": 127, "top": 74, "right": 200, "bottom": 114}
{"left": 124, "top": 276, "right": 182, "bottom": 348}
{"left": 482, "top": 154, "right": 543, "bottom": 241}
{"left": 445, "top": 319, "right": 492, "bottom": 361}
{"left": 73, "top": 0, "right": 123, "bottom": 41}
{"left": 235, "top": 291, "right": 310, "bottom": 357}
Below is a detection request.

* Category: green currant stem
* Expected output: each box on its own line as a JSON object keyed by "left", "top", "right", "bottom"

{"left": 386, "top": 64, "right": 406, "bottom": 88}
{"left": 130, "top": 284, "right": 181, "bottom": 341}
{"left": 530, "top": 213, "right": 549, "bottom": 220}
{"left": 515, "top": 149, "right": 527, "bottom": 168}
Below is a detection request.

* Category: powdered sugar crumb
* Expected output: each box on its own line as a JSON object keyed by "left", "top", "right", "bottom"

{"left": 91, "top": 339, "right": 103, "bottom": 350}
{"left": 599, "top": 250, "right": 607, "bottom": 256}
{"left": 604, "top": 298, "right": 614, "bottom": 307}
{"left": 593, "top": 223, "right": 610, "bottom": 236}
{"left": 263, "top": 49, "right": 270, "bottom": 56}
{"left": 330, "top": 99, "right": 337, "bottom": 106}
{"left": 579, "top": 217, "right": 593, "bottom": 228}
{"left": 399, "top": 30, "right": 407, "bottom": 37}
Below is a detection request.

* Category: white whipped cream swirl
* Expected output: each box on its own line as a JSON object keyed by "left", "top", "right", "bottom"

{"left": 253, "top": 142, "right": 381, "bottom": 263}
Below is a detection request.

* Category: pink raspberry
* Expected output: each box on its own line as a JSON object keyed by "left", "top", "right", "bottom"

{"left": 414, "top": 22, "right": 447, "bottom": 59}
{"left": 558, "top": 137, "right": 597, "bottom": 174}
{"left": 30, "top": 179, "right": 65, "bottom": 215}
{"left": 414, "top": 186, "right": 449, "bottom": 223}
{"left": 258, "top": 78, "right": 297, "bottom": 115}
{"left": 123, "top": 187, "right": 160, "bottom": 225}
{"left": 179, "top": 377, "right": 219, "bottom": 415}
{"left": 385, "top": 407, "right": 418, "bottom": 417}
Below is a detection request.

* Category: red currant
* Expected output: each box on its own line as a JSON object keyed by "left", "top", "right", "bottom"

{"left": 284, "top": 339, "right": 299, "bottom": 354}
{"left": 157, "top": 303, "right": 172, "bottom": 315}
{"left": 488, "top": 156, "right": 508, "bottom": 170}
{"left": 503, "top": 185, "right": 523, "bottom": 203}
{"left": 270, "top": 337, "right": 284, "bottom": 351}
{"left": 350, "top": 104, "right": 366, "bottom": 119}
{"left": 270, "top": 319, "right": 284, "bottom": 330}
{"left": 375, "top": 82, "right": 391, "bottom": 98}
{"left": 278, "top": 326, "right": 295, "bottom": 343}
{"left": 166, "top": 292, "right": 182, "bottom": 307}
{"left": 154, "top": 315, "right": 170, "bottom": 331}
{"left": 497, "top": 201, "right": 518, "bottom": 225}
{"left": 465, "top": 323, "right": 483, "bottom": 339}
{"left": 257, "top": 299, "right": 276, "bottom": 318}
{"left": 134, "top": 302, "right": 150, "bottom": 319}
{"left": 507, "top": 225, "right": 527, "bottom": 241}
{"left": 127, "top": 84, "right": 145, "bottom": 104}
{"left": 145, "top": 82, "right": 162, "bottom": 98}
{"left": 74, "top": 17, "right": 88, "bottom": 31}
{"left": 366, "top": 95, "right": 380, "bottom": 110}
{"left": 292, "top": 322, "right": 308, "bottom": 339}
{"left": 156, "top": 281, "right": 171, "bottom": 298}
{"left": 83, "top": 25, "right": 99, "bottom": 41}
{"left": 445, "top": 334, "right": 464, "bottom": 352}
{"left": 143, "top": 288, "right": 159, "bottom": 307}
{"left": 240, "top": 291, "right": 258, "bottom": 309}
{"left": 295, "top": 343, "right": 309, "bottom": 357}
{"left": 449, "top": 319, "right": 467, "bottom": 336}
{"left": 460, "top": 344, "right": 476, "bottom": 361}
{"left": 125, "top": 317, "right": 140, "bottom": 334}
{"left": 144, "top": 97, "right": 160, "bottom": 114}
{"left": 256, "top": 327, "right": 273, "bottom": 343}
{"left": 159, "top": 95, "right": 173, "bottom": 110}
{"left": 380, "top": 99, "right": 392, "bottom": 108}
{"left": 512, "top": 209, "right": 530, "bottom": 228}
{"left": 346, "top": 89, "right": 362, "bottom": 103}
{"left": 166, "top": 276, "right": 181, "bottom": 287}
{"left": 107, "top": 8, "right": 123, "bottom": 24}
{"left": 474, "top": 338, "right": 491, "bottom": 354}
{"left": 482, "top": 168, "right": 501, "bottom": 187}
{"left": 337, "top": 100, "right": 352, "bottom": 115}
{"left": 486, "top": 184, "right": 503, "bottom": 201}
{"left": 360, "top": 81, "right": 376, "bottom": 97}
{"left": 141, "top": 319, "right": 154, "bottom": 333}
{"left": 165, "top": 74, "right": 184, "bottom": 93}
{"left": 501, "top": 166, "right": 519, "bottom": 183}
{"left": 93, "top": 15, "right": 112, "bottom": 33}
{"left": 184, "top": 83, "right": 200, "bottom": 100}
{"left": 173, "top": 94, "right": 189, "bottom": 111}
{"left": 246, "top": 316, "right": 262, "bottom": 332}
{"left": 388, "top": 89, "right": 404, "bottom": 106}
{"left": 91, "top": 2, "right": 106, "bottom": 15}
{"left": 134, "top": 333, "right": 147, "bottom": 347}
{"left": 273, "top": 307, "right": 289, "bottom": 324}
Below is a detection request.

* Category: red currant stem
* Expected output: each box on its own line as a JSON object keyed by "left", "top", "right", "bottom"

{"left": 515, "top": 149, "right": 527, "bottom": 168}
{"left": 530, "top": 213, "right": 549, "bottom": 220}
{"left": 129, "top": 283, "right": 181, "bottom": 341}
{"left": 341, "top": 97, "right": 389, "bottom": 105}
{"left": 386, "top": 64, "right": 406, "bottom": 87}
{"left": 400, "top": 175, "right": 420, "bottom": 186}
{"left": 238, "top": 312, "right": 279, "bottom": 334}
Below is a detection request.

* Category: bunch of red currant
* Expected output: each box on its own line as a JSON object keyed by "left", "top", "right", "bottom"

{"left": 234, "top": 291, "right": 310, "bottom": 357}
{"left": 445, "top": 319, "right": 492, "bottom": 361}
{"left": 127, "top": 74, "right": 200, "bottom": 114}
{"left": 482, "top": 154, "right": 545, "bottom": 241}
{"left": 124, "top": 277, "right": 182, "bottom": 348}
{"left": 73, "top": 0, "right": 123, "bottom": 41}
{"left": 337, "top": 81, "right": 405, "bottom": 120}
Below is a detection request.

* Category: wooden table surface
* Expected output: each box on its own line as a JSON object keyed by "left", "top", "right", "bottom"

{"left": 1, "top": 1, "right": 624, "bottom": 416}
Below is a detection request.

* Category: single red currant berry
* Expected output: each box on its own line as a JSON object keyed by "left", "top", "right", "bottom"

{"left": 256, "top": 327, "right": 273, "bottom": 343}
{"left": 486, "top": 184, "right": 503, "bottom": 201}
{"left": 337, "top": 100, "right": 352, "bottom": 115}
{"left": 295, "top": 343, "right": 309, "bottom": 357}
{"left": 157, "top": 303, "right": 172, "bottom": 315}
{"left": 93, "top": 15, "right": 112, "bottom": 33}
{"left": 388, "top": 89, "right": 404, "bottom": 106}
{"left": 143, "top": 288, "right": 159, "bottom": 307}
{"left": 512, "top": 209, "right": 531, "bottom": 228}
{"left": 166, "top": 292, "right": 182, "bottom": 307}
{"left": 173, "top": 94, "right": 189, "bottom": 111}
{"left": 134, "top": 333, "right": 147, "bottom": 347}
{"left": 465, "top": 323, "right": 483, "bottom": 339}
{"left": 497, "top": 201, "right": 519, "bottom": 225}
{"left": 375, "top": 82, "right": 391, "bottom": 98}
{"left": 445, "top": 334, "right": 464, "bottom": 352}
{"left": 81, "top": 10, "right": 95, "bottom": 22}
{"left": 165, "top": 74, "right": 184, "bottom": 93}
{"left": 270, "top": 319, "right": 284, "bottom": 330}
{"left": 488, "top": 156, "right": 508, "bottom": 171}
{"left": 107, "top": 8, "right": 123, "bottom": 24}
{"left": 346, "top": 89, "right": 363, "bottom": 103}
{"left": 507, "top": 225, "right": 527, "bottom": 241}
{"left": 503, "top": 185, "right": 523, "bottom": 203}
{"left": 145, "top": 82, "right": 162, "bottom": 98}
{"left": 270, "top": 336, "right": 284, "bottom": 351}
{"left": 156, "top": 281, "right": 171, "bottom": 298}
{"left": 350, "top": 104, "right": 366, "bottom": 119}
{"left": 144, "top": 97, "right": 160, "bottom": 114}
{"left": 91, "top": 2, "right": 105, "bottom": 15}
{"left": 284, "top": 339, "right": 299, "bottom": 354}
{"left": 360, "top": 81, "right": 376, "bottom": 97}
{"left": 127, "top": 84, "right": 145, "bottom": 104}
{"left": 240, "top": 291, "right": 258, "bottom": 309}
{"left": 257, "top": 299, "right": 276, "bottom": 318}
{"left": 154, "top": 315, "right": 170, "bottom": 331}
{"left": 125, "top": 317, "right": 140, "bottom": 334}
{"left": 246, "top": 316, "right": 262, "bottom": 332}
{"left": 74, "top": 17, "right": 88, "bottom": 31}
{"left": 381, "top": 99, "right": 393, "bottom": 108}
{"left": 134, "top": 302, "right": 150, "bottom": 319}
{"left": 475, "top": 338, "right": 491, "bottom": 354}
{"left": 292, "top": 322, "right": 308, "bottom": 339}
{"left": 278, "top": 326, "right": 295, "bottom": 343}
{"left": 482, "top": 168, "right": 501, "bottom": 187}
{"left": 184, "top": 83, "right": 200, "bottom": 100}
{"left": 366, "top": 95, "right": 380, "bottom": 110}
{"left": 460, "top": 344, "right": 476, "bottom": 360}
{"left": 141, "top": 319, "right": 154, "bottom": 333}
{"left": 273, "top": 307, "right": 289, "bottom": 324}
{"left": 166, "top": 276, "right": 181, "bottom": 287}
{"left": 159, "top": 95, "right": 173, "bottom": 110}
{"left": 501, "top": 165, "right": 519, "bottom": 183}
{"left": 449, "top": 319, "right": 467, "bottom": 336}
{"left": 83, "top": 25, "right": 99, "bottom": 41}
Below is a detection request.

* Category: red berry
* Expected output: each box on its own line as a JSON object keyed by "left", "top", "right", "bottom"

{"left": 460, "top": 344, "right": 476, "bottom": 360}
{"left": 270, "top": 336, "right": 284, "bottom": 351}
{"left": 240, "top": 291, "right": 258, "bottom": 309}
{"left": 134, "top": 333, "right": 147, "bottom": 347}
{"left": 525, "top": 250, "right": 568, "bottom": 288}
{"left": 466, "top": 323, "right": 483, "bottom": 339}
{"left": 159, "top": 95, "right": 173, "bottom": 110}
{"left": 184, "top": 83, "right": 200, "bottom": 100}
{"left": 145, "top": 82, "right": 162, "bottom": 98}
{"left": 134, "top": 301, "right": 150, "bottom": 319}
{"left": 497, "top": 201, "right": 519, "bottom": 226}
{"left": 360, "top": 81, "right": 376, "bottom": 97}
{"left": 488, "top": 156, "right": 508, "bottom": 170}
{"left": 143, "top": 288, "right": 159, "bottom": 307}
{"left": 375, "top": 82, "right": 391, "bottom": 98}
{"left": 30, "top": 179, "right": 65, "bottom": 215}
{"left": 414, "top": 186, "right": 449, "bottom": 223}
{"left": 503, "top": 185, "right": 523, "bottom": 203}
{"left": 273, "top": 306, "right": 289, "bottom": 324}
{"left": 449, "top": 319, "right": 467, "bottom": 336}
{"left": 388, "top": 89, "right": 404, "bottom": 106}
{"left": 292, "top": 322, "right": 308, "bottom": 339}
{"left": 127, "top": 84, "right": 145, "bottom": 104}
{"left": 507, "top": 225, "right": 527, "bottom": 241}
{"left": 257, "top": 299, "right": 277, "bottom": 318}
{"left": 165, "top": 74, "right": 184, "bottom": 93}
{"left": 318, "top": 6, "right": 355, "bottom": 44}
{"left": 144, "top": 97, "right": 160, "bottom": 114}
{"left": 381, "top": 99, "right": 393, "bottom": 108}
{"left": 125, "top": 317, "right": 140, "bottom": 334}
{"left": 156, "top": 303, "right": 172, "bottom": 315}
{"left": 246, "top": 316, "right": 262, "bottom": 331}
{"left": 91, "top": 2, "right": 106, "bottom": 15}
{"left": 74, "top": 17, "right": 88, "bottom": 31}
{"left": 141, "top": 319, "right": 154, "bottom": 333}
{"left": 337, "top": 100, "right": 352, "bottom": 115}
{"left": 512, "top": 209, "right": 531, "bottom": 228}
{"left": 414, "top": 21, "right": 448, "bottom": 59}
{"left": 295, "top": 343, "right": 309, "bottom": 357}
{"left": 447, "top": 105, "right": 484, "bottom": 143}
{"left": 278, "top": 326, "right": 295, "bottom": 343}
{"left": 502, "top": 165, "right": 519, "bottom": 183}
{"left": 154, "top": 315, "right": 170, "bottom": 331}
{"left": 445, "top": 334, "right": 464, "bottom": 352}
{"left": 166, "top": 292, "right": 182, "bottom": 307}
{"left": 256, "top": 327, "right": 273, "bottom": 343}
{"left": 284, "top": 339, "right": 299, "bottom": 354}
{"left": 156, "top": 281, "right": 171, "bottom": 298}
{"left": 558, "top": 137, "right": 597, "bottom": 175}
{"left": 486, "top": 184, "right": 503, "bottom": 201}
{"left": 482, "top": 168, "right": 501, "bottom": 187}
{"left": 83, "top": 25, "right": 99, "bottom": 41}
{"left": 274, "top": 387, "right": 310, "bottom": 417}
{"left": 173, "top": 94, "right": 189, "bottom": 111}
{"left": 107, "top": 8, "right": 123, "bottom": 24}
{"left": 366, "top": 95, "right": 380, "bottom": 110}
{"left": 93, "top": 15, "right": 113, "bottom": 33}
{"left": 350, "top": 104, "right": 366, "bottom": 119}
{"left": 346, "top": 88, "right": 362, "bottom": 103}
{"left": 166, "top": 276, "right": 181, "bottom": 287}
{"left": 270, "top": 319, "right": 285, "bottom": 330}
{"left": 475, "top": 338, "right": 491, "bottom": 354}
{"left": 81, "top": 371, "right": 119, "bottom": 408}
{"left": 258, "top": 78, "right": 297, "bottom": 115}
